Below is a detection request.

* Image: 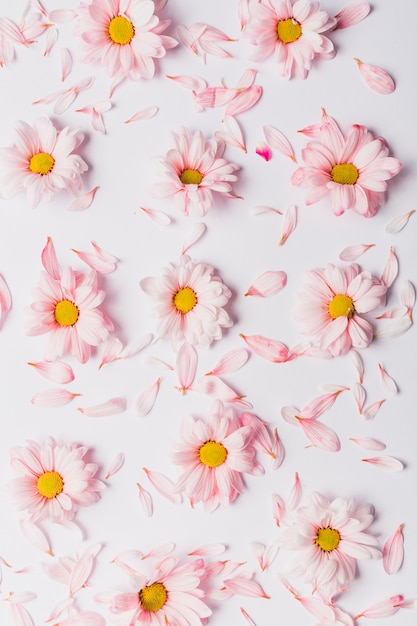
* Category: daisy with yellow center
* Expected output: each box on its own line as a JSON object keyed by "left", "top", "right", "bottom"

{"left": 172, "top": 401, "right": 262, "bottom": 512}
{"left": 7, "top": 437, "right": 104, "bottom": 523}
{"left": 294, "top": 263, "right": 387, "bottom": 357}
{"left": 140, "top": 255, "right": 232, "bottom": 349}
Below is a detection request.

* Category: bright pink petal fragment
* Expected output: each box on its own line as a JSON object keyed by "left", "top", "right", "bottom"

{"left": 215, "top": 116, "right": 247, "bottom": 152}
{"left": 263, "top": 125, "right": 296, "bottom": 162}
{"left": 354, "top": 58, "right": 395, "bottom": 94}
{"left": 279, "top": 204, "right": 297, "bottom": 245}
{"left": 136, "top": 378, "right": 161, "bottom": 417}
{"left": 78, "top": 397, "right": 126, "bottom": 417}
{"left": 139, "top": 206, "right": 172, "bottom": 226}
{"left": 28, "top": 361, "right": 74, "bottom": 384}
{"left": 245, "top": 270, "right": 287, "bottom": 297}
{"left": 206, "top": 348, "right": 249, "bottom": 376}
{"left": 385, "top": 210, "right": 415, "bottom": 234}
{"left": 381, "top": 246, "right": 399, "bottom": 288}
{"left": 143, "top": 468, "right": 182, "bottom": 504}
{"left": 20, "top": 519, "right": 53, "bottom": 556}
{"left": 255, "top": 142, "right": 272, "bottom": 161}
{"left": 355, "top": 595, "right": 404, "bottom": 619}
{"left": 105, "top": 452, "right": 125, "bottom": 479}
{"left": 124, "top": 106, "right": 158, "bottom": 123}
{"left": 181, "top": 222, "right": 207, "bottom": 255}
{"left": 136, "top": 482, "right": 153, "bottom": 517}
{"left": 240, "top": 334, "right": 291, "bottom": 363}
{"left": 31, "top": 388, "right": 81, "bottom": 408}
{"left": 335, "top": 2, "right": 371, "bottom": 29}
{"left": 41, "top": 237, "right": 60, "bottom": 279}
{"left": 176, "top": 342, "right": 197, "bottom": 394}
{"left": 378, "top": 363, "right": 398, "bottom": 395}
{"left": 339, "top": 243, "right": 375, "bottom": 261}
{"left": 349, "top": 437, "right": 386, "bottom": 451}
{"left": 362, "top": 456, "right": 404, "bottom": 471}
{"left": 66, "top": 186, "right": 99, "bottom": 211}
{"left": 383, "top": 524, "right": 404, "bottom": 575}
{"left": 223, "top": 573, "right": 270, "bottom": 598}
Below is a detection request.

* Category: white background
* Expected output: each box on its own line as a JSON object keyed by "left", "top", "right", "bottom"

{"left": 0, "top": 0, "right": 416, "bottom": 624}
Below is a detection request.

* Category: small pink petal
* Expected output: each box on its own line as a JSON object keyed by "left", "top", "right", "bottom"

{"left": 271, "top": 428, "right": 285, "bottom": 469}
{"left": 363, "top": 399, "right": 385, "bottom": 419}
{"left": 143, "top": 468, "right": 182, "bottom": 504}
{"left": 176, "top": 343, "right": 197, "bottom": 394}
{"left": 263, "top": 125, "right": 296, "bottom": 162}
{"left": 225, "top": 85, "right": 262, "bottom": 116}
{"left": 181, "top": 222, "right": 206, "bottom": 255}
{"left": 385, "top": 210, "right": 415, "bottom": 234}
{"left": 124, "top": 106, "right": 158, "bottom": 123}
{"left": 383, "top": 524, "right": 404, "bottom": 575}
{"left": 241, "top": 412, "right": 275, "bottom": 458}
{"left": 49, "top": 9, "right": 77, "bottom": 22}
{"left": 0, "top": 274, "right": 11, "bottom": 318}
{"left": 301, "top": 387, "right": 348, "bottom": 419}
{"left": 294, "top": 594, "right": 336, "bottom": 623}
{"left": 66, "top": 186, "right": 100, "bottom": 212}
{"left": 271, "top": 492, "right": 287, "bottom": 525}
{"left": 236, "top": 69, "right": 257, "bottom": 89}
{"left": 362, "top": 456, "right": 404, "bottom": 471}
{"left": 251, "top": 205, "right": 283, "bottom": 216}
{"left": 223, "top": 574, "right": 270, "bottom": 599}
{"left": 193, "top": 86, "right": 237, "bottom": 110}
{"left": 136, "top": 379, "right": 160, "bottom": 417}
{"left": 215, "top": 115, "right": 246, "bottom": 152}
{"left": 351, "top": 382, "right": 366, "bottom": 414}
{"left": 240, "top": 334, "right": 291, "bottom": 363}
{"left": 350, "top": 349, "right": 364, "bottom": 383}
{"left": 188, "top": 544, "right": 226, "bottom": 557}
{"left": 355, "top": 595, "right": 404, "bottom": 619}
{"left": 335, "top": 2, "right": 371, "bottom": 29}
{"left": 287, "top": 472, "right": 301, "bottom": 510}
{"left": 349, "top": 437, "right": 386, "bottom": 451}
{"left": 99, "top": 338, "right": 123, "bottom": 369}
{"left": 142, "top": 543, "right": 175, "bottom": 560}
{"left": 91, "top": 109, "right": 106, "bottom": 134}
{"left": 136, "top": 482, "right": 153, "bottom": 517}
{"left": 354, "top": 58, "right": 395, "bottom": 94}
{"left": 206, "top": 348, "right": 249, "bottom": 376}
{"left": 255, "top": 142, "right": 272, "bottom": 161}
{"left": 339, "top": 243, "right": 375, "bottom": 261}
{"left": 69, "top": 554, "right": 94, "bottom": 596}
{"left": 72, "top": 244, "right": 117, "bottom": 273}
{"left": 27, "top": 360, "right": 74, "bottom": 384}
{"left": 400, "top": 280, "right": 415, "bottom": 320}
{"left": 381, "top": 246, "right": 399, "bottom": 288}
{"left": 41, "top": 237, "right": 60, "bottom": 279}
{"left": 245, "top": 270, "right": 287, "bottom": 298}
{"left": 31, "top": 388, "right": 81, "bottom": 408}
{"left": 43, "top": 26, "right": 58, "bottom": 57}
{"left": 77, "top": 398, "right": 126, "bottom": 417}
{"left": 61, "top": 47, "right": 72, "bottom": 81}
{"left": 240, "top": 607, "right": 256, "bottom": 626}
{"left": 166, "top": 74, "right": 207, "bottom": 91}
{"left": 298, "top": 418, "right": 341, "bottom": 452}
{"left": 44, "top": 597, "right": 74, "bottom": 623}
{"left": 191, "top": 376, "right": 252, "bottom": 409}
{"left": 279, "top": 204, "right": 297, "bottom": 245}
{"left": 144, "top": 357, "right": 174, "bottom": 370}
{"left": 20, "top": 519, "right": 53, "bottom": 556}
{"left": 121, "top": 333, "right": 154, "bottom": 358}
{"left": 139, "top": 206, "right": 172, "bottom": 225}
{"left": 378, "top": 363, "right": 398, "bottom": 395}
{"left": 105, "top": 452, "right": 125, "bottom": 479}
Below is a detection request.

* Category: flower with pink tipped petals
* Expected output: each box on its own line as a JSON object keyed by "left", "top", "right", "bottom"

{"left": 75, "top": 0, "right": 177, "bottom": 81}
{"left": 245, "top": 0, "right": 336, "bottom": 79}
{"left": 6, "top": 437, "right": 105, "bottom": 523}
{"left": 171, "top": 401, "right": 263, "bottom": 512}
{"left": 292, "top": 111, "right": 402, "bottom": 216}
{"left": 27, "top": 265, "right": 113, "bottom": 364}
{"left": 294, "top": 263, "right": 387, "bottom": 357}
{"left": 140, "top": 255, "right": 232, "bottom": 349}
{"left": 149, "top": 127, "right": 240, "bottom": 216}
{"left": 279, "top": 492, "right": 381, "bottom": 597}
{"left": 0, "top": 117, "right": 87, "bottom": 208}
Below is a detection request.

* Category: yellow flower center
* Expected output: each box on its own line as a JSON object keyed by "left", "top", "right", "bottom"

{"left": 180, "top": 168, "right": 204, "bottom": 185}
{"left": 173, "top": 287, "right": 198, "bottom": 314}
{"left": 139, "top": 582, "right": 167, "bottom": 612}
{"left": 277, "top": 18, "right": 302, "bottom": 43}
{"left": 108, "top": 15, "right": 135, "bottom": 45}
{"left": 54, "top": 299, "right": 79, "bottom": 326}
{"left": 331, "top": 163, "right": 359, "bottom": 185}
{"left": 315, "top": 527, "right": 341, "bottom": 552}
{"left": 328, "top": 294, "right": 355, "bottom": 319}
{"left": 37, "top": 471, "right": 64, "bottom": 499}
{"left": 199, "top": 441, "right": 228, "bottom": 468}
{"left": 29, "top": 152, "right": 55, "bottom": 176}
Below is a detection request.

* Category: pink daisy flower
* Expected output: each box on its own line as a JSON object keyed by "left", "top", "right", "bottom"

{"left": 294, "top": 263, "right": 387, "bottom": 357}
{"left": 140, "top": 255, "right": 233, "bottom": 349}
{"left": 149, "top": 127, "right": 240, "bottom": 216}
{"left": 279, "top": 492, "right": 381, "bottom": 597}
{"left": 0, "top": 117, "right": 87, "bottom": 208}
{"left": 6, "top": 437, "right": 105, "bottom": 523}
{"left": 27, "top": 266, "right": 113, "bottom": 364}
{"left": 171, "top": 401, "right": 263, "bottom": 512}
{"left": 292, "top": 111, "right": 402, "bottom": 216}
{"left": 245, "top": 0, "right": 336, "bottom": 79}
{"left": 75, "top": 0, "right": 177, "bottom": 81}
{"left": 102, "top": 556, "right": 211, "bottom": 625}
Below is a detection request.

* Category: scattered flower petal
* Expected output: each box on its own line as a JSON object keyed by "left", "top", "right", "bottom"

{"left": 99, "top": 338, "right": 123, "bottom": 369}
{"left": 124, "top": 106, "right": 158, "bottom": 123}
{"left": 105, "top": 452, "right": 125, "bottom": 479}
{"left": 31, "top": 388, "right": 81, "bottom": 408}
{"left": 27, "top": 361, "right": 74, "bottom": 384}
{"left": 188, "top": 544, "right": 226, "bottom": 557}
{"left": 355, "top": 594, "right": 404, "bottom": 619}
{"left": 181, "top": 222, "right": 207, "bottom": 254}
{"left": 362, "top": 456, "right": 404, "bottom": 471}
{"left": 385, "top": 209, "right": 415, "bottom": 234}
{"left": 381, "top": 247, "right": 399, "bottom": 288}
{"left": 143, "top": 468, "right": 182, "bottom": 504}
{"left": 351, "top": 382, "right": 366, "bottom": 414}
{"left": 363, "top": 399, "right": 385, "bottom": 419}
{"left": 245, "top": 270, "right": 287, "bottom": 297}
{"left": 349, "top": 437, "right": 386, "bottom": 450}
{"left": 121, "top": 333, "right": 154, "bottom": 358}
{"left": 354, "top": 58, "right": 395, "bottom": 95}
{"left": 335, "top": 2, "right": 371, "bottom": 29}
{"left": 136, "top": 378, "right": 161, "bottom": 417}
{"left": 139, "top": 206, "right": 172, "bottom": 225}
{"left": 77, "top": 398, "right": 126, "bottom": 417}
{"left": 350, "top": 349, "right": 364, "bottom": 383}
{"left": 251, "top": 205, "right": 283, "bottom": 216}
{"left": 279, "top": 204, "right": 297, "bottom": 245}
{"left": 136, "top": 482, "right": 153, "bottom": 517}
{"left": 215, "top": 115, "right": 246, "bottom": 152}
{"left": 175, "top": 343, "right": 197, "bottom": 394}
{"left": 263, "top": 125, "right": 296, "bottom": 162}
{"left": 41, "top": 237, "right": 60, "bottom": 280}
{"left": 400, "top": 280, "right": 415, "bottom": 320}
{"left": 378, "top": 363, "right": 398, "bottom": 395}
{"left": 339, "top": 243, "right": 375, "bottom": 261}
{"left": 255, "top": 142, "right": 272, "bottom": 161}
{"left": 225, "top": 85, "right": 263, "bottom": 116}
{"left": 223, "top": 573, "right": 270, "bottom": 598}
{"left": 240, "top": 607, "right": 256, "bottom": 626}
{"left": 375, "top": 318, "right": 413, "bottom": 338}
{"left": 144, "top": 356, "right": 174, "bottom": 370}
{"left": 240, "top": 334, "right": 291, "bottom": 363}
{"left": 66, "top": 186, "right": 100, "bottom": 212}
{"left": 20, "top": 519, "right": 53, "bottom": 556}
{"left": 166, "top": 74, "right": 207, "bottom": 91}
{"left": 72, "top": 240, "right": 117, "bottom": 273}
{"left": 287, "top": 472, "right": 301, "bottom": 510}
{"left": 383, "top": 524, "right": 404, "bottom": 575}
{"left": 206, "top": 348, "right": 249, "bottom": 376}
{"left": 61, "top": 48, "right": 72, "bottom": 81}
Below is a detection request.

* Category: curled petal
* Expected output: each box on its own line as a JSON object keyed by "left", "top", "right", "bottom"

{"left": 354, "top": 58, "right": 395, "bottom": 94}
{"left": 136, "top": 482, "right": 153, "bottom": 517}
{"left": 349, "top": 437, "right": 386, "bottom": 451}
{"left": 20, "top": 519, "right": 53, "bottom": 556}
{"left": 362, "top": 456, "right": 404, "bottom": 471}
{"left": 251, "top": 205, "right": 283, "bottom": 216}
{"left": 176, "top": 342, "right": 197, "bottom": 394}
{"left": 263, "top": 125, "right": 296, "bottom": 162}
{"left": 136, "top": 378, "right": 161, "bottom": 417}
{"left": 124, "top": 107, "right": 158, "bottom": 123}
{"left": 381, "top": 246, "right": 399, "bottom": 288}
{"left": 27, "top": 361, "right": 74, "bottom": 384}
{"left": 245, "top": 271, "right": 287, "bottom": 297}
{"left": 279, "top": 204, "right": 297, "bottom": 245}
{"left": 206, "top": 348, "right": 249, "bottom": 376}
{"left": 105, "top": 452, "right": 125, "bottom": 479}
{"left": 139, "top": 206, "right": 172, "bottom": 226}
{"left": 255, "top": 142, "right": 272, "bottom": 161}
{"left": 383, "top": 524, "right": 404, "bottom": 575}
{"left": 31, "top": 388, "right": 81, "bottom": 407}
{"left": 143, "top": 468, "right": 182, "bottom": 504}
{"left": 385, "top": 210, "right": 415, "bottom": 234}
{"left": 66, "top": 186, "right": 100, "bottom": 212}
{"left": 335, "top": 2, "right": 371, "bottom": 29}
{"left": 339, "top": 243, "right": 375, "bottom": 261}
{"left": 77, "top": 398, "right": 126, "bottom": 417}
{"left": 378, "top": 363, "right": 398, "bottom": 395}
{"left": 181, "top": 222, "right": 206, "bottom": 255}
{"left": 240, "top": 334, "right": 291, "bottom": 363}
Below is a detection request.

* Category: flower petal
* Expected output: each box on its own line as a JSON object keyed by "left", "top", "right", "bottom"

{"left": 31, "top": 388, "right": 81, "bottom": 408}
{"left": 136, "top": 378, "right": 161, "bottom": 417}
{"left": 245, "top": 271, "right": 287, "bottom": 298}
{"left": 205, "top": 348, "right": 249, "bottom": 376}
{"left": 339, "top": 243, "right": 375, "bottom": 261}
{"left": 176, "top": 342, "right": 197, "bottom": 393}
{"left": 181, "top": 222, "right": 207, "bottom": 255}
{"left": 279, "top": 204, "right": 297, "bottom": 245}
{"left": 105, "top": 452, "right": 125, "bottom": 479}
{"left": 385, "top": 209, "right": 415, "bottom": 234}
{"left": 354, "top": 58, "right": 395, "bottom": 94}
{"left": 142, "top": 468, "right": 182, "bottom": 504}
{"left": 240, "top": 334, "right": 291, "bottom": 363}
{"left": 136, "top": 482, "right": 153, "bottom": 517}
{"left": 77, "top": 397, "right": 126, "bottom": 417}
{"left": 124, "top": 107, "right": 158, "bottom": 123}
{"left": 335, "top": 3, "right": 371, "bottom": 29}
{"left": 362, "top": 456, "right": 404, "bottom": 471}
{"left": 383, "top": 524, "right": 404, "bottom": 575}
{"left": 263, "top": 125, "right": 296, "bottom": 162}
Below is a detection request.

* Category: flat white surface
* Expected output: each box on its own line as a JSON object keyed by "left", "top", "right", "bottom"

{"left": 0, "top": 0, "right": 416, "bottom": 624}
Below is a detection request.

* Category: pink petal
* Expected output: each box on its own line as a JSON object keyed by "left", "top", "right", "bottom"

{"left": 206, "top": 348, "right": 249, "bottom": 376}
{"left": 105, "top": 452, "right": 125, "bottom": 479}
{"left": 287, "top": 472, "right": 301, "bottom": 510}
{"left": 61, "top": 47, "right": 72, "bottom": 81}
{"left": 136, "top": 482, "right": 153, "bottom": 517}
{"left": 362, "top": 456, "right": 404, "bottom": 471}
{"left": 350, "top": 349, "right": 364, "bottom": 383}
{"left": 136, "top": 378, "right": 161, "bottom": 417}
{"left": 66, "top": 186, "right": 100, "bottom": 212}
{"left": 193, "top": 86, "right": 238, "bottom": 110}
{"left": 301, "top": 387, "right": 348, "bottom": 419}
{"left": 72, "top": 243, "right": 117, "bottom": 273}
{"left": 240, "top": 334, "right": 291, "bottom": 363}
{"left": 44, "top": 598, "right": 73, "bottom": 623}
{"left": 400, "top": 280, "right": 415, "bottom": 320}
{"left": 375, "top": 318, "right": 413, "bottom": 338}
{"left": 139, "top": 206, "right": 172, "bottom": 225}
{"left": 43, "top": 27, "right": 58, "bottom": 57}
{"left": 383, "top": 524, "right": 404, "bottom": 575}
{"left": 381, "top": 246, "right": 399, "bottom": 288}
{"left": 376, "top": 305, "right": 408, "bottom": 319}
{"left": 69, "top": 554, "right": 94, "bottom": 596}
{"left": 49, "top": 9, "right": 78, "bottom": 22}
{"left": 238, "top": 0, "right": 250, "bottom": 30}
{"left": 191, "top": 376, "right": 252, "bottom": 409}
{"left": 121, "top": 333, "right": 154, "bottom": 358}
{"left": 166, "top": 74, "right": 207, "bottom": 91}
{"left": 385, "top": 210, "right": 415, "bottom": 234}
{"left": 181, "top": 222, "right": 207, "bottom": 255}
{"left": 143, "top": 468, "right": 182, "bottom": 504}
{"left": 223, "top": 574, "right": 270, "bottom": 598}
{"left": 41, "top": 237, "right": 60, "bottom": 279}
{"left": 225, "top": 85, "right": 262, "bottom": 116}
{"left": 354, "top": 58, "right": 395, "bottom": 95}
{"left": 335, "top": 2, "right": 371, "bottom": 29}
{"left": 255, "top": 142, "right": 272, "bottom": 161}
{"left": 339, "top": 243, "right": 375, "bottom": 261}
{"left": 298, "top": 419, "right": 341, "bottom": 452}
{"left": 245, "top": 270, "right": 287, "bottom": 298}
{"left": 99, "top": 338, "right": 123, "bottom": 369}
{"left": 279, "top": 204, "right": 297, "bottom": 245}
{"left": 251, "top": 205, "right": 283, "bottom": 216}
{"left": 215, "top": 115, "right": 246, "bottom": 152}
{"left": 351, "top": 382, "right": 366, "bottom": 414}
{"left": 20, "top": 519, "right": 53, "bottom": 556}
{"left": 176, "top": 342, "right": 197, "bottom": 394}
{"left": 77, "top": 397, "right": 126, "bottom": 417}
{"left": 0, "top": 274, "right": 11, "bottom": 317}
{"left": 240, "top": 607, "right": 256, "bottom": 626}
{"left": 27, "top": 360, "right": 74, "bottom": 384}
{"left": 349, "top": 437, "right": 386, "bottom": 451}
{"left": 294, "top": 594, "right": 336, "bottom": 623}
{"left": 188, "top": 544, "right": 226, "bottom": 557}
{"left": 271, "top": 428, "right": 285, "bottom": 469}
{"left": 355, "top": 595, "right": 404, "bottom": 619}
{"left": 236, "top": 69, "right": 257, "bottom": 89}
{"left": 31, "top": 388, "right": 81, "bottom": 408}
{"left": 124, "top": 106, "right": 158, "bottom": 123}
{"left": 263, "top": 125, "right": 296, "bottom": 162}
{"left": 144, "top": 357, "right": 174, "bottom": 370}
{"left": 378, "top": 363, "right": 398, "bottom": 395}
{"left": 8, "top": 603, "right": 34, "bottom": 626}
{"left": 363, "top": 399, "right": 385, "bottom": 419}
{"left": 141, "top": 542, "right": 175, "bottom": 560}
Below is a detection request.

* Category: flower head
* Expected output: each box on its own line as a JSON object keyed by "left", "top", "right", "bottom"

{"left": 140, "top": 255, "right": 232, "bottom": 349}
{"left": 245, "top": 0, "right": 336, "bottom": 79}
{"left": 171, "top": 401, "right": 262, "bottom": 511}
{"left": 75, "top": 0, "right": 177, "bottom": 81}
{"left": 294, "top": 263, "right": 387, "bottom": 357}
{"left": 0, "top": 117, "right": 87, "bottom": 208}
{"left": 292, "top": 111, "right": 402, "bottom": 216}
{"left": 149, "top": 127, "right": 240, "bottom": 216}
{"left": 6, "top": 437, "right": 105, "bottom": 523}
{"left": 279, "top": 492, "right": 381, "bottom": 597}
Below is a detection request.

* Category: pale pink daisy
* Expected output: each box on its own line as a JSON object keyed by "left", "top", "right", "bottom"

{"left": 27, "top": 266, "right": 113, "bottom": 363}
{"left": 292, "top": 111, "right": 402, "bottom": 216}
{"left": 140, "top": 255, "right": 232, "bottom": 349}
{"left": 245, "top": 0, "right": 336, "bottom": 79}
{"left": 171, "top": 401, "right": 263, "bottom": 512}
{"left": 101, "top": 556, "right": 211, "bottom": 625}
{"left": 294, "top": 263, "right": 387, "bottom": 357}
{"left": 149, "top": 127, "right": 240, "bottom": 216}
{"left": 0, "top": 117, "right": 87, "bottom": 208}
{"left": 279, "top": 492, "right": 381, "bottom": 597}
{"left": 75, "top": 0, "right": 177, "bottom": 81}
{"left": 6, "top": 437, "right": 105, "bottom": 523}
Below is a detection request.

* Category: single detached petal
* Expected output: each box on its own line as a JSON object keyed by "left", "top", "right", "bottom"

{"left": 225, "top": 85, "right": 262, "bottom": 116}
{"left": 72, "top": 247, "right": 116, "bottom": 274}
{"left": 181, "top": 222, "right": 207, "bottom": 255}
{"left": 362, "top": 456, "right": 404, "bottom": 471}
{"left": 385, "top": 210, "right": 415, "bottom": 234}
{"left": 215, "top": 116, "right": 246, "bottom": 152}
{"left": 99, "top": 338, "right": 123, "bottom": 369}
{"left": 263, "top": 125, "right": 296, "bottom": 162}
{"left": 139, "top": 206, "right": 172, "bottom": 225}
{"left": 245, "top": 271, "right": 287, "bottom": 297}
{"left": 279, "top": 204, "right": 297, "bottom": 245}
{"left": 255, "top": 142, "right": 272, "bottom": 161}
{"left": 143, "top": 468, "right": 182, "bottom": 504}
{"left": 8, "top": 603, "right": 34, "bottom": 626}
{"left": 287, "top": 472, "right": 302, "bottom": 510}
{"left": 354, "top": 58, "right": 395, "bottom": 94}
{"left": 105, "top": 452, "right": 125, "bottom": 479}
{"left": 61, "top": 48, "right": 72, "bottom": 81}
{"left": 339, "top": 243, "right": 375, "bottom": 261}
{"left": 240, "top": 607, "right": 256, "bottom": 626}
{"left": 144, "top": 357, "right": 174, "bottom": 370}
{"left": 378, "top": 363, "right": 398, "bottom": 395}
{"left": 41, "top": 237, "right": 60, "bottom": 280}
{"left": 223, "top": 574, "right": 270, "bottom": 598}
{"left": 238, "top": 0, "right": 250, "bottom": 30}
{"left": 176, "top": 342, "right": 197, "bottom": 393}
{"left": 271, "top": 494, "right": 287, "bottom": 527}
{"left": 301, "top": 388, "right": 348, "bottom": 419}
{"left": 43, "top": 27, "right": 58, "bottom": 57}
{"left": 166, "top": 74, "right": 207, "bottom": 91}
{"left": 0, "top": 274, "right": 11, "bottom": 319}
{"left": 383, "top": 524, "right": 404, "bottom": 575}
{"left": 381, "top": 246, "right": 399, "bottom": 288}
{"left": 142, "top": 542, "right": 175, "bottom": 560}
{"left": 136, "top": 482, "right": 153, "bottom": 517}
{"left": 136, "top": 378, "right": 161, "bottom": 417}
{"left": 188, "top": 543, "right": 226, "bottom": 557}
{"left": 20, "top": 519, "right": 53, "bottom": 556}
{"left": 349, "top": 437, "right": 386, "bottom": 450}
{"left": 335, "top": 2, "right": 371, "bottom": 29}
{"left": 27, "top": 360, "right": 74, "bottom": 384}
{"left": 49, "top": 9, "right": 78, "bottom": 22}
{"left": 251, "top": 205, "right": 283, "bottom": 216}
{"left": 376, "top": 305, "right": 408, "bottom": 320}
{"left": 205, "top": 348, "right": 249, "bottom": 376}
{"left": 31, "top": 388, "right": 81, "bottom": 408}
{"left": 66, "top": 186, "right": 99, "bottom": 212}
{"left": 124, "top": 107, "right": 158, "bottom": 123}
{"left": 400, "top": 280, "right": 415, "bottom": 319}
{"left": 351, "top": 382, "right": 366, "bottom": 414}
{"left": 121, "top": 333, "right": 154, "bottom": 358}
{"left": 240, "top": 334, "right": 290, "bottom": 363}
{"left": 355, "top": 595, "right": 404, "bottom": 619}
{"left": 298, "top": 418, "right": 341, "bottom": 452}
{"left": 350, "top": 349, "right": 364, "bottom": 383}
{"left": 363, "top": 399, "right": 385, "bottom": 419}
{"left": 77, "top": 398, "right": 126, "bottom": 417}
{"left": 69, "top": 554, "right": 94, "bottom": 596}
{"left": 192, "top": 376, "right": 252, "bottom": 408}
